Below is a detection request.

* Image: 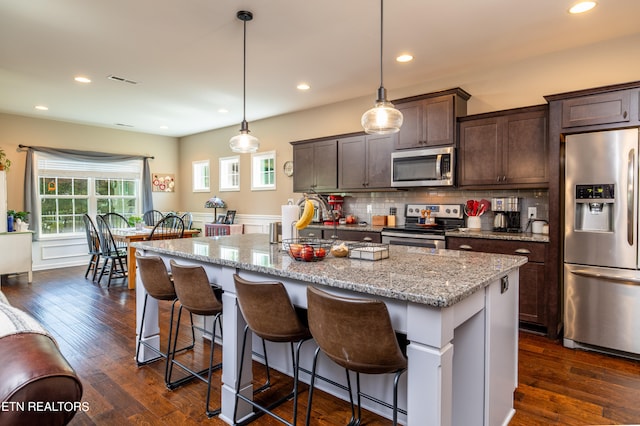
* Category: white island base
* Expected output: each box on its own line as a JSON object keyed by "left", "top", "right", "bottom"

{"left": 134, "top": 237, "right": 520, "bottom": 426}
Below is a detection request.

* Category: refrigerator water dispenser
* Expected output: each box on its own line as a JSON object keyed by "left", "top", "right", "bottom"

{"left": 573, "top": 184, "right": 614, "bottom": 233}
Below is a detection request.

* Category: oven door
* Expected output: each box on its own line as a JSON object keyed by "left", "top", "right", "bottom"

{"left": 381, "top": 231, "right": 446, "bottom": 249}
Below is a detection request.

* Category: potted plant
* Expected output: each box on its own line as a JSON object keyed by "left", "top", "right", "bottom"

{"left": 128, "top": 215, "right": 143, "bottom": 229}
{"left": 13, "top": 211, "right": 29, "bottom": 222}
{"left": 0, "top": 148, "right": 11, "bottom": 171}
{"left": 7, "top": 210, "right": 29, "bottom": 232}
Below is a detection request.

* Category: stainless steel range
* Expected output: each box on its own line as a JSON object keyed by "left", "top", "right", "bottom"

{"left": 381, "top": 204, "right": 464, "bottom": 249}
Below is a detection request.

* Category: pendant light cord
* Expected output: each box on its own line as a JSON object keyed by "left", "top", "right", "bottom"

{"left": 242, "top": 17, "right": 247, "bottom": 124}
{"left": 379, "top": 0, "right": 384, "bottom": 90}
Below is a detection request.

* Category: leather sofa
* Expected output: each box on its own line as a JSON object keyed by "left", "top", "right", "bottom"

{"left": 0, "top": 289, "right": 83, "bottom": 425}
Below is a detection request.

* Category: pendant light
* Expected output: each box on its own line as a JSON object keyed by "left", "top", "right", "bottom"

{"left": 229, "top": 10, "right": 259, "bottom": 153}
{"left": 361, "top": 0, "right": 403, "bottom": 135}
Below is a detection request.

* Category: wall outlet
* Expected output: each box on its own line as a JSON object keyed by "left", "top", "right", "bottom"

{"left": 528, "top": 207, "right": 537, "bottom": 219}
{"left": 367, "top": 204, "right": 373, "bottom": 214}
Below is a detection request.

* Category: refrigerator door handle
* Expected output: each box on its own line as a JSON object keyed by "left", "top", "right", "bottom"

{"left": 571, "top": 268, "right": 640, "bottom": 285}
{"left": 628, "top": 148, "right": 635, "bottom": 246}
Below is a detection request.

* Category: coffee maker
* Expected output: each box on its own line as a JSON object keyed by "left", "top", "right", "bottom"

{"left": 492, "top": 197, "right": 521, "bottom": 232}
{"left": 324, "top": 195, "right": 344, "bottom": 225}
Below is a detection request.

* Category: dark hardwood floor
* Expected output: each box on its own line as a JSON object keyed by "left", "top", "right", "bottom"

{"left": 2, "top": 266, "right": 640, "bottom": 425}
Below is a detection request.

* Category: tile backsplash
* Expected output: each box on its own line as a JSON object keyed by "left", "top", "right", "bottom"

{"left": 341, "top": 189, "right": 549, "bottom": 232}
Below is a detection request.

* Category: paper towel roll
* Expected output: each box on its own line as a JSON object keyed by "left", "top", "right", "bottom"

{"left": 281, "top": 204, "right": 300, "bottom": 248}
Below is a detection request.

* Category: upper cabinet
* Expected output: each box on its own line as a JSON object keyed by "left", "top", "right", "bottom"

{"left": 394, "top": 88, "right": 471, "bottom": 150}
{"left": 459, "top": 105, "right": 548, "bottom": 188}
{"left": 291, "top": 137, "right": 338, "bottom": 192}
{"left": 338, "top": 134, "right": 395, "bottom": 190}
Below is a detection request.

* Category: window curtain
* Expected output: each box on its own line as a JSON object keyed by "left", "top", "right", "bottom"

{"left": 21, "top": 145, "right": 153, "bottom": 238}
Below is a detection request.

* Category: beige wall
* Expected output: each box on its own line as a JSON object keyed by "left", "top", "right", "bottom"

{"left": 178, "top": 95, "right": 373, "bottom": 216}
{"left": 0, "top": 113, "right": 179, "bottom": 212}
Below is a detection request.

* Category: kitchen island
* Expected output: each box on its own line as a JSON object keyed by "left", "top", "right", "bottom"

{"left": 133, "top": 234, "right": 526, "bottom": 426}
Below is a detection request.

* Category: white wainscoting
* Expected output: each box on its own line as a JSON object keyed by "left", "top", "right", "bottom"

{"left": 192, "top": 212, "right": 280, "bottom": 235}
{"left": 32, "top": 212, "right": 282, "bottom": 271}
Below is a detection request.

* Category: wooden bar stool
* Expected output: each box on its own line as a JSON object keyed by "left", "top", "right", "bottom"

{"left": 167, "top": 260, "right": 223, "bottom": 418}
{"left": 305, "top": 286, "right": 407, "bottom": 426}
{"left": 232, "top": 274, "right": 312, "bottom": 425}
{"left": 135, "top": 254, "right": 195, "bottom": 383}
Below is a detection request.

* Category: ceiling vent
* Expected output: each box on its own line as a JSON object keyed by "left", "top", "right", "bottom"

{"left": 107, "top": 75, "right": 139, "bottom": 85}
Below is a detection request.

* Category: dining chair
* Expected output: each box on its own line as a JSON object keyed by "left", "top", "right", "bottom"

{"left": 82, "top": 214, "right": 102, "bottom": 282}
{"left": 305, "top": 286, "right": 407, "bottom": 426}
{"left": 180, "top": 212, "right": 193, "bottom": 230}
{"left": 147, "top": 215, "right": 184, "bottom": 240}
{"left": 167, "top": 260, "right": 223, "bottom": 418}
{"left": 143, "top": 210, "right": 165, "bottom": 227}
{"left": 95, "top": 215, "right": 128, "bottom": 287}
{"left": 101, "top": 212, "right": 130, "bottom": 230}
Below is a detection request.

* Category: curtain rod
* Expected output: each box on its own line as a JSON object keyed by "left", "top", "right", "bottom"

{"left": 17, "top": 144, "right": 155, "bottom": 159}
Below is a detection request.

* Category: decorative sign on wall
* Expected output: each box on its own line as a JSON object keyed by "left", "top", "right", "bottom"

{"left": 152, "top": 174, "right": 175, "bottom": 192}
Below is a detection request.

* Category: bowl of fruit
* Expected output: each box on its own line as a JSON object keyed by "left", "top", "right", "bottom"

{"left": 283, "top": 238, "right": 333, "bottom": 262}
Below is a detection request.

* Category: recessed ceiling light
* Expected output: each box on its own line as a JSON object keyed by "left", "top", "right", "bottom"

{"left": 297, "top": 83, "right": 310, "bottom": 91}
{"left": 396, "top": 54, "right": 414, "bottom": 63}
{"left": 35, "top": 105, "right": 48, "bottom": 111}
{"left": 74, "top": 76, "right": 91, "bottom": 83}
{"left": 159, "top": 125, "right": 169, "bottom": 130}
{"left": 218, "top": 108, "right": 229, "bottom": 114}
{"left": 569, "top": 1, "right": 597, "bottom": 14}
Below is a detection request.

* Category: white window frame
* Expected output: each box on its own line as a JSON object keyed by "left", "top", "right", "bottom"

{"left": 251, "top": 151, "right": 276, "bottom": 191}
{"left": 219, "top": 155, "right": 240, "bottom": 192}
{"left": 192, "top": 160, "right": 210, "bottom": 192}
{"left": 35, "top": 152, "right": 142, "bottom": 239}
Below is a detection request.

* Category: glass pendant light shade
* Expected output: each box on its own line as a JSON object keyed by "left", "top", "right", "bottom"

{"left": 361, "top": 88, "right": 403, "bottom": 134}
{"left": 362, "top": 0, "right": 403, "bottom": 135}
{"left": 229, "top": 120, "right": 259, "bottom": 153}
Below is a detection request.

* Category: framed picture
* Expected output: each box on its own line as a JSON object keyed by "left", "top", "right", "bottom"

{"left": 216, "top": 215, "right": 226, "bottom": 224}
{"left": 225, "top": 210, "right": 236, "bottom": 224}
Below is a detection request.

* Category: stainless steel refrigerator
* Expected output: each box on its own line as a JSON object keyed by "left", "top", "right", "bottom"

{"left": 564, "top": 127, "right": 640, "bottom": 357}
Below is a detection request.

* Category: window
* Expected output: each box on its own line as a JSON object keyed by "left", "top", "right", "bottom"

{"left": 36, "top": 152, "right": 142, "bottom": 237}
{"left": 219, "top": 156, "right": 240, "bottom": 191}
{"left": 192, "top": 160, "right": 210, "bottom": 192}
{"left": 251, "top": 151, "right": 276, "bottom": 191}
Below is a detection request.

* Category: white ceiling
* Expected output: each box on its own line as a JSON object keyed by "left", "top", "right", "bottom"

{"left": 1, "top": 0, "right": 639, "bottom": 137}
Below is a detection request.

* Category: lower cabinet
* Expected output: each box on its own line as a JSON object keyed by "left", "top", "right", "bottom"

{"left": 0, "top": 231, "right": 33, "bottom": 283}
{"left": 299, "top": 227, "right": 381, "bottom": 243}
{"left": 447, "top": 237, "right": 548, "bottom": 332}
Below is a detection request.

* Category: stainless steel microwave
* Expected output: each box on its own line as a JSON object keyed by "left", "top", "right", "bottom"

{"left": 391, "top": 146, "right": 455, "bottom": 187}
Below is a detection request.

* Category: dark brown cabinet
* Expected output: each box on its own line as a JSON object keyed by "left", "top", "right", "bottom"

{"left": 338, "top": 134, "right": 394, "bottom": 190}
{"left": 299, "top": 227, "right": 381, "bottom": 243}
{"left": 458, "top": 105, "right": 548, "bottom": 188}
{"left": 561, "top": 90, "right": 631, "bottom": 128}
{"left": 394, "top": 88, "right": 470, "bottom": 149}
{"left": 447, "top": 236, "right": 548, "bottom": 332}
{"left": 291, "top": 138, "right": 338, "bottom": 192}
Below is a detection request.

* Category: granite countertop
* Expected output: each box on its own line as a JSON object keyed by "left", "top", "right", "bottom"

{"left": 445, "top": 229, "right": 549, "bottom": 243}
{"left": 132, "top": 234, "right": 526, "bottom": 308}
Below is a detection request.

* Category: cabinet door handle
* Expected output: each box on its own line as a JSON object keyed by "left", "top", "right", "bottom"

{"left": 363, "top": 237, "right": 373, "bottom": 242}
{"left": 624, "top": 111, "right": 628, "bottom": 119}
{"left": 496, "top": 176, "right": 501, "bottom": 182}
{"left": 308, "top": 232, "right": 316, "bottom": 237}
{"left": 459, "top": 244, "right": 472, "bottom": 250}
{"left": 514, "top": 248, "right": 531, "bottom": 254}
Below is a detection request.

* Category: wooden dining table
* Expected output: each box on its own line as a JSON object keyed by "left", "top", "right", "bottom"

{"left": 110, "top": 227, "right": 200, "bottom": 289}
